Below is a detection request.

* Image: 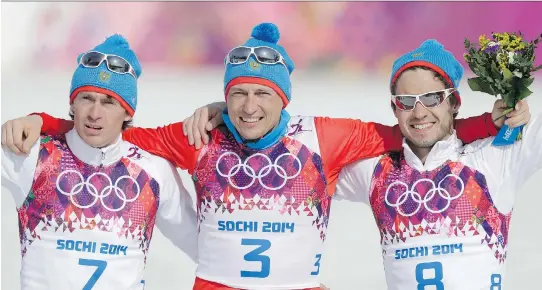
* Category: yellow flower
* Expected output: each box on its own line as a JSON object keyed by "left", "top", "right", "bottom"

{"left": 479, "top": 34, "right": 490, "bottom": 49}
{"left": 492, "top": 32, "right": 511, "bottom": 50}
{"left": 499, "top": 33, "right": 528, "bottom": 52}
{"left": 496, "top": 32, "right": 510, "bottom": 42}
{"left": 497, "top": 53, "right": 508, "bottom": 70}
{"left": 508, "top": 36, "right": 523, "bottom": 51}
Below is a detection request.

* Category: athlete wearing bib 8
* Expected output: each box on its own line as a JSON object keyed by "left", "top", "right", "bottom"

{"left": 337, "top": 115, "right": 541, "bottom": 289}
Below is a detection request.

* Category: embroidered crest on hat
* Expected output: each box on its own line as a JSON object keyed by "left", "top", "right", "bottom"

{"left": 249, "top": 59, "right": 261, "bottom": 70}
{"left": 99, "top": 71, "right": 111, "bottom": 83}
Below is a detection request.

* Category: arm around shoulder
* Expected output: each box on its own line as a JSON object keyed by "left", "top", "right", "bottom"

{"left": 314, "top": 117, "right": 402, "bottom": 192}
{"left": 334, "top": 157, "right": 381, "bottom": 204}
{"left": 154, "top": 160, "right": 198, "bottom": 263}
{"left": 122, "top": 122, "right": 200, "bottom": 173}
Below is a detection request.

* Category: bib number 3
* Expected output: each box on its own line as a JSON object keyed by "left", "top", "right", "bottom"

{"left": 241, "top": 239, "right": 271, "bottom": 278}
{"left": 240, "top": 238, "right": 323, "bottom": 279}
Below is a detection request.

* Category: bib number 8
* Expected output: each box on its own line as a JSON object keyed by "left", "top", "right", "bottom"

{"left": 491, "top": 274, "right": 502, "bottom": 290}
{"left": 415, "top": 262, "right": 444, "bottom": 290}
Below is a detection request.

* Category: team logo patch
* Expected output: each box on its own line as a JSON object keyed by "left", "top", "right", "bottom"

{"left": 99, "top": 71, "right": 111, "bottom": 83}
{"left": 412, "top": 52, "right": 423, "bottom": 58}
{"left": 127, "top": 146, "right": 142, "bottom": 160}
{"left": 249, "top": 60, "right": 261, "bottom": 70}
{"left": 288, "top": 118, "right": 312, "bottom": 136}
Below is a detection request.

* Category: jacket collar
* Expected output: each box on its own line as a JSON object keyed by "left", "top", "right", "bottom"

{"left": 66, "top": 129, "right": 123, "bottom": 166}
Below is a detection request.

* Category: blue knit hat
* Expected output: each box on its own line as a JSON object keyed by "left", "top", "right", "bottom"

{"left": 224, "top": 23, "right": 295, "bottom": 107}
{"left": 390, "top": 39, "right": 464, "bottom": 105}
{"left": 70, "top": 34, "right": 142, "bottom": 116}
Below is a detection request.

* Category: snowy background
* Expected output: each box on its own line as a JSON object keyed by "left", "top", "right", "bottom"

{"left": 2, "top": 2, "right": 542, "bottom": 289}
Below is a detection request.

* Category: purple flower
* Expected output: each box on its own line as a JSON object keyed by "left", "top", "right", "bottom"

{"left": 484, "top": 42, "right": 500, "bottom": 54}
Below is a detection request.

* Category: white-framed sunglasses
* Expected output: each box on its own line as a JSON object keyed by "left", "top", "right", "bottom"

{"left": 391, "top": 88, "right": 457, "bottom": 111}
{"left": 79, "top": 51, "right": 137, "bottom": 79}
{"left": 225, "top": 46, "right": 287, "bottom": 69}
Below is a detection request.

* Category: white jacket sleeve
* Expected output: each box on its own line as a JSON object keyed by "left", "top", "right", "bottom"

{"left": 508, "top": 113, "right": 542, "bottom": 187}
{"left": 334, "top": 157, "right": 380, "bottom": 204}
{"left": 1, "top": 139, "right": 41, "bottom": 208}
{"left": 466, "top": 113, "right": 542, "bottom": 212}
{"left": 155, "top": 161, "right": 198, "bottom": 263}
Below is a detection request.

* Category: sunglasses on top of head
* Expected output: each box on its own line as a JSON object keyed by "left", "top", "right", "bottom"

{"left": 79, "top": 51, "right": 137, "bottom": 79}
{"left": 225, "top": 46, "right": 287, "bottom": 69}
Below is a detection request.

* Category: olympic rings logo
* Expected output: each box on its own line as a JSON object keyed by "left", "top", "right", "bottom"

{"left": 55, "top": 170, "right": 141, "bottom": 212}
{"left": 384, "top": 174, "right": 465, "bottom": 217}
{"left": 216, "top": 152, "right": 302, "bottom": 190}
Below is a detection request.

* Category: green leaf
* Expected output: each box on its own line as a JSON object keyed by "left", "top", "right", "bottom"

{"left": 467, "top": 62, "right": 481, "bottom": 75}
{"left": 518, "top": 77, "right": 534, "bottom": 88}
{"left": 467, "top": 77, "right": 496, "bottom": 96}
{"left": 533, "top": 64, "right": 542, "bottom": 72}
{"left": 485, "top": 75, "right": 494, "bottom": 83}
{"left": 467, "top": 77, "right": 483, "bottom": 91}
{"left": 502, "top": 67, "right": 514, "bottom": 80}
{"left": 464, "top": 39, "right": 471, "bottom": 49}
{"left": 501, "top": 92, "right": 516, "bottom": 108}
{"left": 516, "top": 85, "right": 533, "bottom": 100}
{"left": 495, "top": 81, "right": 503, "bottom": 91}
{"left": 473, "top": 53, "right": 484, "bottom": 64}
{"left": 490, "top": 61, "right": 501, "bottom": 78}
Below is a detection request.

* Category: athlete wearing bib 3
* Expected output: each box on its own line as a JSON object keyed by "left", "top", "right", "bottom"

{"left": 1, "top": 35, "right": 197, "bottom": 290}
{"left": 5, "top": 25, "right": 509, "bottom": 289}
{"left": 336, "top": 40, "right": 536, "bottom": 290}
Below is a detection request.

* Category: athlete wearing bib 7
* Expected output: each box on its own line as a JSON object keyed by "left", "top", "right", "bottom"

{"left": 1, "top": 35, "right": 197, "bottom": 290}
{"left": 1, "top": 131, "right": 197, "bottom": 290}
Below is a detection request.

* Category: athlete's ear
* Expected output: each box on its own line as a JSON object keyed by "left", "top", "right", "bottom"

{"left": 124, "top": 112, "right": 132, "bottom": 122}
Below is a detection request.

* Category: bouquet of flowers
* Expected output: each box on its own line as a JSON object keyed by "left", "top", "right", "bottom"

{"left": 464, "top": 32, "right": 542, "bottom": 146}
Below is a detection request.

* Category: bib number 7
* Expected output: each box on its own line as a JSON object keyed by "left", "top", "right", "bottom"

{"left": 241, "top": 239, "right": 271, "bottom": 278}
{"left": 79, "top": 258, "right": 108, "bottom": 290}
